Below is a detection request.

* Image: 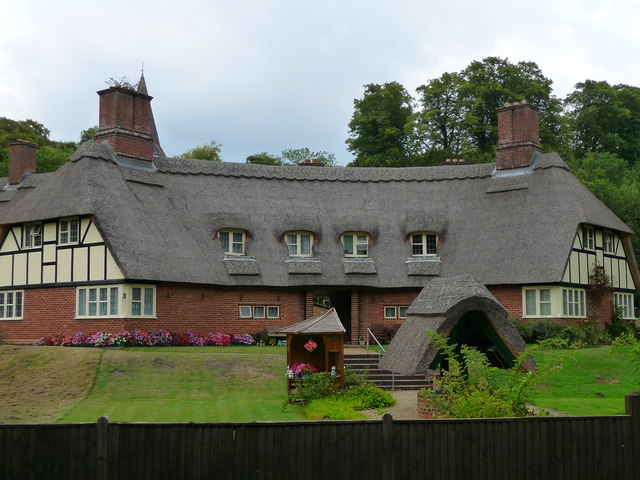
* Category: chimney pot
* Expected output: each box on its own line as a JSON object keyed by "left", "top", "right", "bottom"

{"left": 495, "top": 103, "right": 542, "bottom": 170}
{"left": 8, "top": 140, "right": 37, "bottom": 185}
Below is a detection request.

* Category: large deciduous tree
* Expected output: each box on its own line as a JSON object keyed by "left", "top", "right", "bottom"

{"left": 180, "top": 140, "right": 223, "bottom": 161}
{"left": 565, "top": 80, "right": 640, "bottom": 165}
{"left": 346, "top": 82, "right": 414, "bottom": 167}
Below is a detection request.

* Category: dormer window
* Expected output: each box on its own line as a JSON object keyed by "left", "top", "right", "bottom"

{"left": 342, "top": 232, "right": 369, "bottom": 257}
{"left": 219, "top": 229, "right": 246, "bottom": 255}
{"left": 24, "top": 223, "right": 42, "bottom": 249}
{"left": 59, "top": 218, "right": 79, "bottom": 245}
{"left": 286, "top": 232, "right": 313, "bottom": 257}
{"left": 411, "top": 233, "right": 437, "bottom": 256}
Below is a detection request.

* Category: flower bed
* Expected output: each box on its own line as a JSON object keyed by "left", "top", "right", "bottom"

{"left": 33, "top": 330, "right": 255, "bottom": 347}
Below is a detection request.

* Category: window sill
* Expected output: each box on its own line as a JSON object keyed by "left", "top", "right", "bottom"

{"left": 0, "top": 318, "right": 23, "bottom": 321}
{"left": 286, "top": 258, "right": 322, "bottom": 274}
{"left": 342, "top": 258, "right": 376, "bottom": 275}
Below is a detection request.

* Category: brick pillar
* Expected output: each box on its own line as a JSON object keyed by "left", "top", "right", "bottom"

{"left": 305, "top": 290, "right": 315, "bottom": 319}
{"left": 351, "top": 291, "right": 361, "bottom": 343}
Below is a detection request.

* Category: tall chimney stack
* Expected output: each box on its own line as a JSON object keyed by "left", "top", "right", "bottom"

{"left": 495, "top": 103, "right": 542, "bottom": 170}
{"left": 8, "top": 140, "right": 37, "bottom": 185}
{"left": 94, "top": 86, "right": 154, "bottom": 162}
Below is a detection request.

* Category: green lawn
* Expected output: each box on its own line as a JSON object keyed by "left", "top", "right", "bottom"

{"left": 530, "top": 347, "right": 639, "bottom": 416}
{"left": 59, "top": 346, "right": 306, "bottom": 423}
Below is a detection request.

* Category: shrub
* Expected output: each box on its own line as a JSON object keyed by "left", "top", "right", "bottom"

{"left": 340, "top": 385, "right": 395, "bottom": 410}
{"left": 344, "top": 365, "right": 370, "bottom": 388}
{"left": 148, "top": 329, "right": 172, "bottom": 346}
{"left": 208, "top": 332, "right": 232, "bottom": 346}
{"left": 290, "top": 372, "right": 340, "bottom": 404}
{"left": 232, "top": 333, "right": 255, "bottom": 346}
{"left": 306, "top": 398, "right": 368, "bottom": 420}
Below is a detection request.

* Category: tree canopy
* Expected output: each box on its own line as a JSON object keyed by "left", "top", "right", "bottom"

{"left": 246, "top": 147, "right": 338, "bottom": 166}
{"left": 180, "top": 140, "right": 223, "bottom": 161}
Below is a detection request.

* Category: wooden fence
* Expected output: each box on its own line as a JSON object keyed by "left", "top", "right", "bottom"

{"left": 1, "top": 394, "right": 639, "bottom": 480}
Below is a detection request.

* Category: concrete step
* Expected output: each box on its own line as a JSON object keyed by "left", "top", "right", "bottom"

{"left": 344, "top": 353, "right": 428, "bottom": 390}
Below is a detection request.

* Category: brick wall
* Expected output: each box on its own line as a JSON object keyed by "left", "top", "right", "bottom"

{"left": 360, "top": 289, "right": 422, "bottom": 336}
{"left": 487, "top": 285, "right": 522, "bottom": 319}
{"left": 0, "top": 284, "right": 305, "bottom": 345}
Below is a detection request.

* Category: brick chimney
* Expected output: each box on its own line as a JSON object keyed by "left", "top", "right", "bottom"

{"left": 94, "top": 86, "right": 154, "bottom": 162}
{"left": 8, "top": 140, "right": 37, "bottom": 185}
{"left": 495, "top": 103, "right": 542, "bottom": 170}
{"left": 298, "top": 158, "right": 324, "bottom": 167}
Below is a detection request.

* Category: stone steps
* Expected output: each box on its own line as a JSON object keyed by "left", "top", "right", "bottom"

{"left": 344, "top": 353, "right": 428, "bottom": 391}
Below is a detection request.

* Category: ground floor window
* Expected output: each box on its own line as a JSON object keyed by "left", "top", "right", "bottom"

{"left": 76, "top": 284, "right": 156, "bottom": 318}
{"left": 384, "top": 305, "right": 410, "bottom": 319}
{"left": 239, "top": 305, "right": 280, "bottom": 319}
{"left": 0, "top": 290, "right": 23, "bottom": 320}
{"left": 523, "top": 286, "right": 586, "bottom": 319}
{"left": 614, "top": 292, "right": 635, "bottom": 319}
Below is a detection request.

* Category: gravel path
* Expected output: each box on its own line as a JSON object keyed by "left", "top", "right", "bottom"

{"left": 362, "top": 390, "right": 421, "bottom": 420}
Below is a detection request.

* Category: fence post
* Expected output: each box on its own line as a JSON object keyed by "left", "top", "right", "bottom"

{"left": 96, "top": 416, "right": 110, "bottom": 480}
{"left": 625, "top": 393, "right": 640, "bottom": 475}
{"left": 382, "top": 413, "right": 395, "bottom": 480}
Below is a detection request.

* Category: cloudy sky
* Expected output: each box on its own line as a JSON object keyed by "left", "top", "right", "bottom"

{"left": 2, "top": 0, "right": 639, "bottom": 165}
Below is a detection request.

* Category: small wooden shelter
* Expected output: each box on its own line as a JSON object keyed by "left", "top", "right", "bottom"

{"left": 275, "top": 308, "right": 346, "bottom": 393}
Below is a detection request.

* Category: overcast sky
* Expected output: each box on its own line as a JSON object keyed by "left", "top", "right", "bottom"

{"left": 2, "top": 0, "right": 640, "bottom": 165}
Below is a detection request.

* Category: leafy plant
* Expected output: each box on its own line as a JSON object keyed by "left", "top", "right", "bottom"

{"left": 305, "top": 398, "right": 368, "bottom": 420}
{"left": 289, "top": 372, "right": 340, "bottom": 404}
{"left": 421, "top": 332, "right": 553, "bottom": 418}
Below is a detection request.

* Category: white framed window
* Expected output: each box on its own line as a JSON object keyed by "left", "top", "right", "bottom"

{"left": 219, "top": 229, "right": 246, "bottom": 255}
{"left": 615, "top": 292, "right": 635, "bottom": 319}
{"left": 78, "top": 286, "right": 120, "bottom": 318}
{"left": 239, "top": 305, "right": 280, "bottom": 319}
{"left": 24, "top": 223, "right": 42, "bottom": 248}
{"left": 582, "top": 225, "right": 595, "bottom": 251}
{"left": 399, "top": 306, "right": 409, "bottom": 318}
{"left": 76, "top": 284, "right": 155, "bottom": 318}
{"left": 524, "top": 288, "right": 553, "bottom": 317}
{"left": 384, "top": 306, "right": 397, "bottom": 319}
{"left": 562, "top": 288, "right": 586, "bottom": 317}
{"left": 342, "top": 232, "right": 369, "bottom": 257}
{"left": 411, "top": 233, "right": 437, "bottom": 256}
{"left": 286, "top": 232, "right": 313, "bottom": 257}
{"left": 59, "top": 218, "right": 80, "bottom": 245}
{"left": 384, "top": 305, "right": 410, "bottom": 319}
{"left": 0, "top": 290, "right": 23, "bottom": 320}
{"left": 602, "top": 231, "right": 614, "bottom": 254}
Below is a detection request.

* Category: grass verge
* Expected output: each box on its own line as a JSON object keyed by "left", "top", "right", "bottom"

{"left": 530, "top": 346, "right": 640, "bottom": 416}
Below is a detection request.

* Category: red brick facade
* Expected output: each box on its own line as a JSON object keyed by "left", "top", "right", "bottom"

{"left": 0, "top": 283, "right": 617, "bottom": 345}
{"left": 8, "top": 140, "right": 37, "bottom": 185}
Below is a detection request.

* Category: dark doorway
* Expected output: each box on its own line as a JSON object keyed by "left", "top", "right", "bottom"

{"left": 328, "top": 291, "right": 352, "bottom": 341}
{"left": 433, "top": 310, "right": 517, "bottom": 370}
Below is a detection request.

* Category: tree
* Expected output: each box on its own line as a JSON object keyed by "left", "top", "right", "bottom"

{"left": 180, "top": 140, "right": 222, "bottom": 161}
{"left": 346, "top": 82, "right": 414, "bottom": 167}
{"left": 80, "top": 126, "right": 98, "bottom": 143}
{"left": 246, "top": 152, "right": 282, "bottom": 165}
{"left": 280, "top": 148, "right": 337, "bottom": 166}
{"left": 564, "top": 80, "right": 640, "bottom": 165}
{"left": 0, "top": 117, "right": 76, "bottom": 177}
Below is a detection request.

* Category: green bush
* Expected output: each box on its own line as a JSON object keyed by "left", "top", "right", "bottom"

{"left": 512, "top": 317, "right": 587, "bottom": 347}
{"left": 343, "top": 366, "right": 370, "bottom": 388}
{"left": 305, "top": 398, "right": 368, "bottom": 420}
{"left": 340, "top": 385, "right": 395, "bottom": 410}
{"left": 289, "top": 372, "right": 340, "bottom": 404}
{"left": 605, "top": 307, "right": 640, "bottom": 340}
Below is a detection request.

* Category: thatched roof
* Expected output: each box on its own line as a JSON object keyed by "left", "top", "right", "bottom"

{"left": 0, "top": 144, "right": 636, "bottom": 288}
{"left": 275, "top": 308, "right": 346, "bottom": 334}
{"left": 379, "top": 275, "right": 531, "bottom": 376}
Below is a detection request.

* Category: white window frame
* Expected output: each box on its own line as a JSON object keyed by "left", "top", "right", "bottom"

{"left": 76, "top": 284, "right": 156, "bottom": 319}
{"left": 523, "top": 288, "right": 553, "bottom": 318}
{"left": 411, "top": 232, "right": 437, "bottom": 256}
{"left": 615, "top": 292, "right": 635, "bottom": 319}
{"left": 562, "top": 288, "right": 586, "bottom": 318}
{"left": 219, "top": 229, "right": 246, "bottom": 255}
{"left": 239, "top": 305, "right": 253, "bottom": 318}
{"left": 0, "top": 290, "right": 24, "bottom": 320}
{"left": 24, "top": 223, "right": 42, "bottom": 249}
{"left": 398, "top": 306, "right": 409, "bottom": 318}
{"left": 342, "top": 232, "right": 369, "bottom": 257}
{"left": 59, "top": 217, "right": 80, "bottom": 245}
{"left": 602, "top": 231, "right": 614, "bottom": 254}
{"left": 253, "top": 305, "right": 266, "bottom": 318}
{"left": 239, "top": 304, "right": 280, "bottom": 319}
{"left": 285, "top": 232, "right": 313, "bottom": 257}
{"left": 582, "top": 225, "right": 595, "bottom": 251}
{"left": 384, "top": 306, "right": 397, "bottom": 319}
{"left": 267, "top": 306, "right": 280, "bottom": 318}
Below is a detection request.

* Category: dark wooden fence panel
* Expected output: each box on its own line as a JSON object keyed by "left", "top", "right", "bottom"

{"left": 1, "top": 393, "right": 639, "bottom": 480}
